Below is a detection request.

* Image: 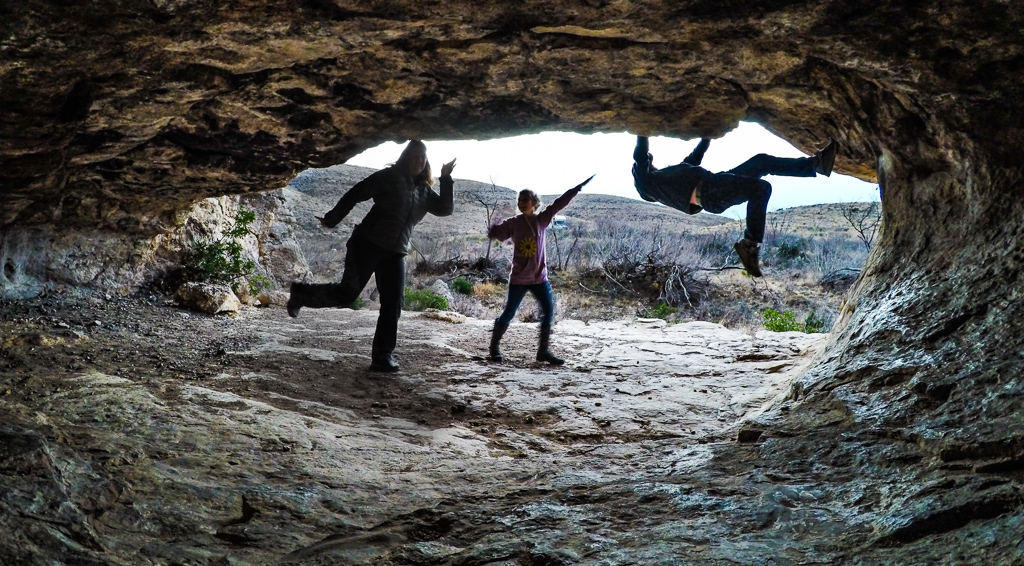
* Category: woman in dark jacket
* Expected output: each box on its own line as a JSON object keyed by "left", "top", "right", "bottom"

{"left": 287, "top": 140, "right": 456, "bottom": 372}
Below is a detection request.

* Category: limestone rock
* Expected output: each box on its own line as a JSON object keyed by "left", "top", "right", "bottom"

{"left": 257, "top": 290, "right": 289, "bottom": 307}
{"left": 173, "top": 282, "right": 241, "bottom": 314}
{"left": 421, "top": 308, "right": 466, "bottom": 324}
{"left": 429, "top": 279, "right": 456, "bottom": 305}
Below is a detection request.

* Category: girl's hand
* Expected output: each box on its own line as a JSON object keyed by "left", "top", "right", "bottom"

{"left": 315, "top": 215, "right": 329, "bottom": 227}
{"left": 441, "top": 158, "right": 457, "bottom": 177}
{"left": 574, "top": 174, "right": 595, "bottom": 191}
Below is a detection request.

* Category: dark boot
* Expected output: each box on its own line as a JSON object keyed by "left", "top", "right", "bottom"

{"left": 734, "top": 238, "right": 763, "bottom": 277}
{"left": 369, "top": 355, "right": 400, "bottom": 373}
{"left": 814, "top": 138, "right": 838, "bottom": 176}
{"left": 489, "top": 322, "right": 509, "bottom": 362}
{"left": 536, "top": 325, "right": 564, "bottom": 365}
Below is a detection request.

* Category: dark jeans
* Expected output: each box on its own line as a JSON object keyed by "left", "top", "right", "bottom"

{"left": 296, "top": 237, "right": 406, "bottom": 361}
{"left": 701, "top": 154, "right": 816, "bottom": 243}
{"left": 496, "top": 282, "right": 555, "bottom": 328}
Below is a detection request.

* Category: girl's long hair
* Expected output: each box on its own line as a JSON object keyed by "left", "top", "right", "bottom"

{"left": 395, "top": 140, "right": 434, "bottom": 186}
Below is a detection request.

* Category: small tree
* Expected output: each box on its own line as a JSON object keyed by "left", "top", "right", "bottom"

{"left": 764, "top": 214, "right": 791, "bottom": 248}
{"left": 185, "top": 207, "right": 258, "bottom": 285}
{"left": 477, "top": 180, "right": 504, "bottom": 262}
{"left": 549, "top": 222, "right": 586, "bottom": 271}
{"left": 840, "top": 201, "right": 882, "bottom": 250}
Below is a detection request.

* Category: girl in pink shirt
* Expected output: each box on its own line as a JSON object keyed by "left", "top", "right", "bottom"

{"left": 487, "top": 176, "right": 592, "bottom": 364}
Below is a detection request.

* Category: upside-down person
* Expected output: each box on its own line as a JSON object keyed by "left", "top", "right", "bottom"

{"left": 631, "top": 135, "right": 837, "bottom": 277}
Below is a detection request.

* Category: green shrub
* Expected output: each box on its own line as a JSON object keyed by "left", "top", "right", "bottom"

{"left": 405, "top": 288, "right": 448, "bottom": 311}
{"left": 451, "top": 278, "right": 474, "bottom": 295}
{"left": 776, "top": 240, "right": 805, "bottom": 261}
{"left": 763, "top": 308, "right": 829, "bottom": 333}
{"left": 803, "top": 308, "right": 827, "bottom": 333}
{"left": 641, "top": 301, "right": 678, "bottom": 320}
{"left": 185, "top": 207, "right": 257, "bottom": 284}
{"left": 763, "top": 309, "right": 803, "bottom": 332}
{"left": 350, "top": 296, "right": 365, "bottom": 310}
{"left": 246, "top": 274, "right": 273, "bottom": 296}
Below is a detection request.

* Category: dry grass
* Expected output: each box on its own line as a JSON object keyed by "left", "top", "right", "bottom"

{"left": 472, "top": 281, "right": 503, "bottom": 301}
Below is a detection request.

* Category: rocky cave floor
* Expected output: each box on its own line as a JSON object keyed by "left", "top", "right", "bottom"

{"left": 1, "top": 294, "right": 1020, "bottom": 565}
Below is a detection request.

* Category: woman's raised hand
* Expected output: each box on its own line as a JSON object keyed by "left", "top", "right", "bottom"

{"left": 441, "top": 158, "right": 457, "bottom": 177}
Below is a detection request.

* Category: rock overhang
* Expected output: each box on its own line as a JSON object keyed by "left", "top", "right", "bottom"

{"left": 10, "top": 0, "right": 1021, "bottom": 230}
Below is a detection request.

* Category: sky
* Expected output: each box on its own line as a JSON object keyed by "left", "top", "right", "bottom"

{"left": 346, "top": 121, "right": 879, "bottom": 220}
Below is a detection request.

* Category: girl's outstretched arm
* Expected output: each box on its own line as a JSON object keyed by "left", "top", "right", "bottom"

{"left": 539, "top": 175, "right": 592, "bottom": 225}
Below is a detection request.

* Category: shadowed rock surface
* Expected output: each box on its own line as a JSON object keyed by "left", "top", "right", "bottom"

{"left": 2, "top": 0, "right": 1024, "bottom": 563}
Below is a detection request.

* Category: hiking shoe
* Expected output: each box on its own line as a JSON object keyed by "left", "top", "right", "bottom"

{"left": 536, "top": 351, "right": 565, "bottom": 365}
{"left": 814, "top": 138, "right": 838, "bottom": 177}
{"left": 734, "top": 239, "right": 763, "bottom": 277}
{"left": 369, "top": 356, "right": 400, "bottom": 373}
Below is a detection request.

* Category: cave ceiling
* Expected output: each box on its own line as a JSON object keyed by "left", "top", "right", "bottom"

{"left": 1, "top": 0, "right": 1022, "bottom": 233}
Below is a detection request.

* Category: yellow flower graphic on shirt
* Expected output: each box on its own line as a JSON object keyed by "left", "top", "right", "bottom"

{"left": 518, "top": 237, "right": 538, "bottom": 258}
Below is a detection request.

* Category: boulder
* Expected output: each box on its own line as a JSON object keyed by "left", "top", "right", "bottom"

{"left": 173, "top": 282, "right": 241, "bottom": 315}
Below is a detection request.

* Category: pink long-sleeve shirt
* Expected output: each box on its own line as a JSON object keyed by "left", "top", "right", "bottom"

{"left": 487, "top": 186, "right": 580, "bottom": 285}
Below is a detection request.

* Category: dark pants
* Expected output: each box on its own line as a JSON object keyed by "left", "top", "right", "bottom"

{"left": 701, "top": 154, "right": 816, "bottom": 243}
{"left": 496, "top": 282, "right": 555, "bottom": 329}
{"left": 293, "top": 237, "right": 406, "bottom": 362}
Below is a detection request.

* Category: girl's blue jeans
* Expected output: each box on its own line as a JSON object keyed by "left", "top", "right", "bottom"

{"left": 496, "top": 282, "right": 555, "bottom": 328}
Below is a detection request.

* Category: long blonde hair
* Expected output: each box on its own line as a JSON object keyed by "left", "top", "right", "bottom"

{"left": 395, "top": 140, "right": 434, "bottom": 186}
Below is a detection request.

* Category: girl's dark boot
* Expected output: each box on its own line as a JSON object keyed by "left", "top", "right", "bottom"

{"left": 489, "top": 322, "right": 509, "bottom": 362}
{"left": 536, "top": 325, "right": 564, "bottom": 365}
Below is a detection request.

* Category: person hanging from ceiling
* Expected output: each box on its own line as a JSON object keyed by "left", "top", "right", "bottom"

{"left": 631, "top": 134, "right": 837, "bottom": 277}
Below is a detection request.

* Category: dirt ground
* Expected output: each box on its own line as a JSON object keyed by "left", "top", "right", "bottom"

{"left": 0, "top": 293, "right": 574, "bottom": 442}
{"left": 1, "top": 292, "right": 844, "bottom": 565}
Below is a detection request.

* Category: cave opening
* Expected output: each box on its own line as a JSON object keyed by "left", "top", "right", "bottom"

{"left": 283, "top": 122, "right": 881, "bottom": 333}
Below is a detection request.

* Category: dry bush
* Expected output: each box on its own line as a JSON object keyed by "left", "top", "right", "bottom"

{"left": 572, "top": 219, "right": 715, "bottom": 310}
{"left": 409, "top": 233, "right": 481, "bottom": 267}
{"left": 472, "top": 281, "right": 503, "bottom": 300}
{"left": 809, "top": 235, "right": 864, "bottom": 282}
{"left": 300, "top": 241, "right": 345, "bottom": 282}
